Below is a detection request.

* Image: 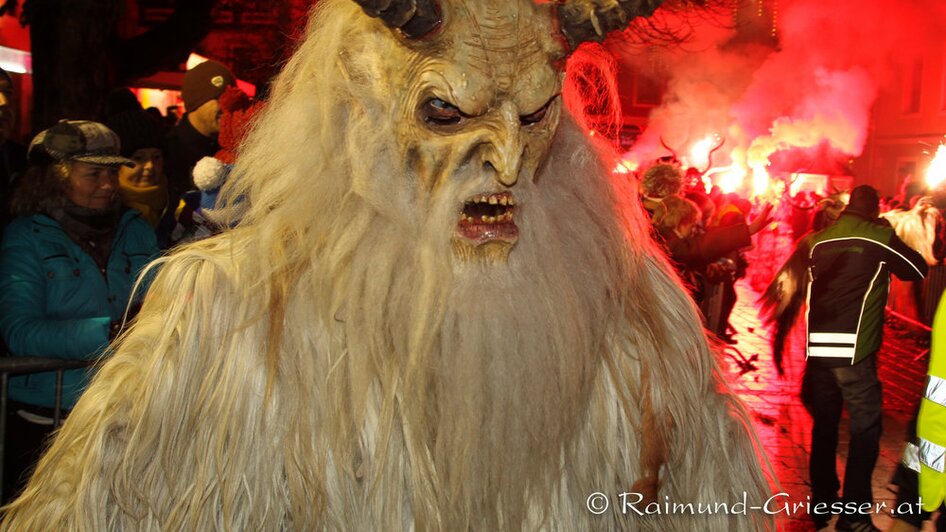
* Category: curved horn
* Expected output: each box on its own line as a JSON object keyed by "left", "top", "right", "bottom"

{"left": 556, "top": 0, "right": 666, "bottom": 50}
{"left": 351, "top": 0, "right": 442, "bottom": 39}
{"left": 659, "top": 136, "right": 679, "bottom": 164}
{"left": 700, "top": 136, "right": 726, "bottom": 176}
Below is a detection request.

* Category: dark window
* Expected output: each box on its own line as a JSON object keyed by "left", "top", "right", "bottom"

{"left": 903, "top": 57, "right": 923, "bottom": 114}
{"left": 634, "top": 74, "right": 663, "bottom": 107}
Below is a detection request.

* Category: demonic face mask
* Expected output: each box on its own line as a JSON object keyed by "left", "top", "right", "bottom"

{"left": 352, "top": 0, "right": 665, "bottom": 261}
{"left": 396, "top": 2, "right": 564, "bottom": 261}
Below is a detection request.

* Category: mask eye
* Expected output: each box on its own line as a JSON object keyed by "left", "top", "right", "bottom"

{"left": 520, "top": 99, "right": 553, "bottom": 126}
{"left": 421, "top": 98, "right": 464, "bottom": 127}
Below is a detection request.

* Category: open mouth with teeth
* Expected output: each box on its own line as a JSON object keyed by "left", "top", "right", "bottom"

{"left": 455, "top": 192, "right": 518, "bottom": 248}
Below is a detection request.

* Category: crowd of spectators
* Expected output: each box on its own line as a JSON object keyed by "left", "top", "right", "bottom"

{"left": 636, "top": 155, "right": 946, "bottom": 531}
{"left": 639, "top": 159, "right": 946, "bottom": 347}
{"left": 641, "top": 162, "right": 773, "bottom": 343}
{"left": 0, "top": 60, "right": 248, "bottom": 502}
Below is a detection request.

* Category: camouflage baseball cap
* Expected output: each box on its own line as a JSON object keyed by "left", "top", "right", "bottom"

{"left": 28, "top": 120, "right": 134, "bottom": 167}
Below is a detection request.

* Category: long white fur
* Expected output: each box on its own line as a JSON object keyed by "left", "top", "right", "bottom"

{"left": 0, "top": 1, "right": 772, "bottom": 530}
{"left": 881, "top": 202, "right": 942, "bottom": 266}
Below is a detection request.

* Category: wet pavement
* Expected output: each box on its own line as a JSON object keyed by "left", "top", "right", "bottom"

{"left": 720, "top": 280, "right": 934, "bottom": 531}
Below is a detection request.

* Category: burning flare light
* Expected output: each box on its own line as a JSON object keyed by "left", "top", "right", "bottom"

{"left": 717, "top": 165, "right": 746, "bottom": 194}
{"left": 789, "top": 173, "right": 807, "bottom": 196}
{"left": 752, "top": 165, "right": 771, "bottom": 197}
{"left": 927, "top": 143, "right": 946, "bottom": 189}
{"left": 614, "top": 159, "right": 638, "bottom": 175}
{"left": 689, "top": 135, "right": 716, "bottom": 169}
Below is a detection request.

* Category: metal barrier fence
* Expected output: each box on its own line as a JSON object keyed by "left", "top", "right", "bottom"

{"left": 922, "top": 264, "right": 946, "bottom": 324}
{"left": 0, "top": 357, "right": 92, "bottom": 502}
{"left": 887, "top": 263, "right": 946, "bottom": 327}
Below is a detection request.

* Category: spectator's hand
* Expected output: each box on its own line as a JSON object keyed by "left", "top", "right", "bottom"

{"left": 748, "top": 203, "right": 774, "bottom": 235}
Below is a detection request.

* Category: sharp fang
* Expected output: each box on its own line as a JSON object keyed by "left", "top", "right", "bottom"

{"left": 508, "top": 197, "right": 516, "bottom": 206}
{"left": 480, "top": 215, "right": 488, "bottom": 222}
{"left": 500, "top": 196, "right": 508, "bottom": 206}
{"left": 489, "top": 196, "right": 498, "bottom": 205}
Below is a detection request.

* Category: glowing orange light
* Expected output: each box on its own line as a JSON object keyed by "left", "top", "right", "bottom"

{"left": 717, "top": 165, "right": 746, "bottom": 194}
{"left": 927, "top": 144, "right": 946, "bottom": 189}
{"left": 185, "top": 53, "right": 209, "bottom": 70}
{"left": 789, "top": 173, "right": 807, "bottom": 196}
{"left": 613, "top": 159, "right": 638, "bottom": 174}
{"left": 690, "top": 136, "right": 716, "bottom": 169}
{"left": 132, "top": 88, "right": 180, "bottom": 112}
{"left": 752, "top": 165, "right": 771, "bottom": 196}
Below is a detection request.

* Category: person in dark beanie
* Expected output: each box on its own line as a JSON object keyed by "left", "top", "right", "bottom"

{"left": 801, "top": 184, "right": 927, "bottom": 531}
{"left": 103, "top": 87, "right": 143, "bottom": 120}
{"left": 107, "top": 110, "right": 169, "bottom": 228}
{"left": 169, "top": 86, "right": 257, "bottom": 246}
{"left": 165, "top": 60, "right": 235, "bottom": 208}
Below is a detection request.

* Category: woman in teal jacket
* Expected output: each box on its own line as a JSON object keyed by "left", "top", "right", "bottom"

{"left": 0, "top": 120, "right": 158, "bottom": 501}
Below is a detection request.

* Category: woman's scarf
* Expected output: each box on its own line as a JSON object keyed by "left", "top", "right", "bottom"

{"left": 118, "top": 173, "right": 168, "bottom": 227}
{"left": 48, "top": 200, "right": 121, "bottom": 270}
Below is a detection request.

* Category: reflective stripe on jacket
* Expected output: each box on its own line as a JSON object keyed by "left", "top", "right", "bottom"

{"left": 919, "top": 295, "right": 946, "bottom": 511}
{"left": 805, "top": 213, "right": 927, "bottom": 366}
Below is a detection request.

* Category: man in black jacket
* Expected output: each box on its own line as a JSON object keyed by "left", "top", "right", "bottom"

{"left": 164, "top": 60, "right": 235, "bottom": 209}
{"left": 802, "top": 185, "right": 928, "bottom": 531}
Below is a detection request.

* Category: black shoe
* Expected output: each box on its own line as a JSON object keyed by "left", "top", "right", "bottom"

{"left": 834, "top": 517, "right": 879, "bottom": 532}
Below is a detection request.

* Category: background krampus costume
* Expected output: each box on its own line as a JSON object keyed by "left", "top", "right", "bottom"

{"left": 1, "top": 1, "right": 771, "bottom": 529}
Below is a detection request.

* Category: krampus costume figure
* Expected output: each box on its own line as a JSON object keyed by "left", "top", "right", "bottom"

{"left": 1, "top": 1, "right": 771, "bottom": 529}
{"left": 880, "top": 197, "right": 942, "bottom": 267}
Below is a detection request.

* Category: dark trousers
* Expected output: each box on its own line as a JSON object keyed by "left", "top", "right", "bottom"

{"left": 2, "top": 402, "right": 59, "bottom": 504}
{"left": 801, "top": 355, "right": 882, "bottom": 516}
{"left": 717, "top": 280, "right": 737, "bottom": 335}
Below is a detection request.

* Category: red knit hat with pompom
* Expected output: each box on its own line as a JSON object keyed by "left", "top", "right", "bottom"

{"left": 192, "top": 86, "right": 262, "bottom": 191}
{"left": 215, "top": 86, "right": 261, "bottom": 164}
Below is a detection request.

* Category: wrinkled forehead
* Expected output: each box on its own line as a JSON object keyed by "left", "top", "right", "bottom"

{"left": 426, "top": 1, "right": 564, "bottom": 112}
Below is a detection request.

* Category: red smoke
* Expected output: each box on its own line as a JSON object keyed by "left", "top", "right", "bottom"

{"left": 622, "top": 0, "right": 946, "bottom": 191}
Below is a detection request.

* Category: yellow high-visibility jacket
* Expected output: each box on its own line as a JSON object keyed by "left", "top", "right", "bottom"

{"left": 918, "top": 293, "right": 946, "bottom": 511}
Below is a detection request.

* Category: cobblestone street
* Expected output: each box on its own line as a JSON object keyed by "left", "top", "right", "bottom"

{"left": 721, "top": 280, "right": 934, "bottom": 531}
